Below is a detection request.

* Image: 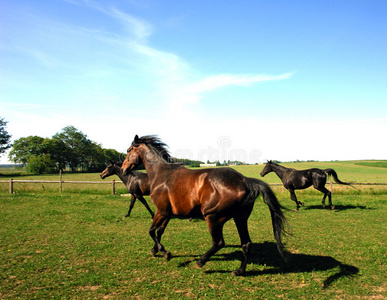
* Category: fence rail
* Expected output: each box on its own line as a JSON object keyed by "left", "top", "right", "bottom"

{"left": 1, "top": 179, "right": 386, "bottom": 195}
{"left": 0, "top": 179, "right": 124, "bottom": 195}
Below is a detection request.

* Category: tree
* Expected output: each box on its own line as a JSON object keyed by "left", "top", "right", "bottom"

{"left": 0, "top": 117, "right": 12, "bottom": 157}
{"left": 103, "top": 148, "right": 125, "bottom": 163}
{"left": 7, "top": 125, "right": 126, "bottom": 173}
{"left": 52, "top": 126, "right": 92, "bottom": 171}
{"left": 25, "top": 154, "right": 56, "bottom": 174}
{"left": 42, "top": 138, "right": 68, "bottom": 171}
{"left": 8, "top": 136, "right": 46, "bottom": 165}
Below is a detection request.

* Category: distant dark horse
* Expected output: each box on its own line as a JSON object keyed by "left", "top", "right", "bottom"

{"left": 100, "top": 161, "right": 154, "bottom": 218}
{"left": 121, "top": 135, "right": 289, "bottom": 276}
{"left": 260, "top": 161, "right": 352, "bottom": 210}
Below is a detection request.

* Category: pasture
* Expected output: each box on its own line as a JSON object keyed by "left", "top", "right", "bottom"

{"left": 1, "top": 161, "right": 386, "bottom": 299}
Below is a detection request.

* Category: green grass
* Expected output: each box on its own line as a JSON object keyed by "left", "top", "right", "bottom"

{"left": 355, "top": 161, "right": 387, "bottom": 168}
{"left": 1, "top": 161, "right": 386, "bottom": 299}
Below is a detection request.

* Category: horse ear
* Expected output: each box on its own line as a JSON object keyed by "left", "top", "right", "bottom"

{"left": 132, "top": 134, "right": 140, "bottom": 147}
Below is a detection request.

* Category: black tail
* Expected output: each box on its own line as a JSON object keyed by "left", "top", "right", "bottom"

{"left": 245, "top": 177, "right": 289, "bottom": 261}
{"left": 323, "top": 169, "right": 354, "bottom": 187}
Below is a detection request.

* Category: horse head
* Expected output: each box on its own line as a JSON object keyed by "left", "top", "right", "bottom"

{"left": 121, "top": 135, "right": 144, "bottom": 175}
{"left": 260, "top": 160, "right": 274, "bottom": 177}
{"left": 100, "top": 161, "right": 116, "bottom": 179}
{"left": 100, "top": 160, "right": 123, "bottom": 179}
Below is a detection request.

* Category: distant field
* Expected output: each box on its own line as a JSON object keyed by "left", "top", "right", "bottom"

{"left": 354, "top": 161, "right": 387, "bottom": 168}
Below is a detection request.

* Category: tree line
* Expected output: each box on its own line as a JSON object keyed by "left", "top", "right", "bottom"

{"left": 6, "top": 125, "right": 124, "bottom": 174}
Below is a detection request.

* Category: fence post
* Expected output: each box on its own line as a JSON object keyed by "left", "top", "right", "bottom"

{"left": 59, "top": 170, "right": 63, "bottom": 193}
{"left": 9, "top": 178, "right": 13, "bottom": 194}
{"left": 112, "top": 180, "right": 116, "bottom": 195}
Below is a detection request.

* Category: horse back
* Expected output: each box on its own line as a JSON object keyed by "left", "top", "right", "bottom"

{"left": 150, "top": 166, "right": 247, "bottom": 217}
{"left": 284, "top": 168, "right": 326, "bottom": 190}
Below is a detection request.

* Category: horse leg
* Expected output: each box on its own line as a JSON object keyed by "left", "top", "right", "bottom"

{"left": 288, "top": 189, "right": 302, "bottom": 210}
{"left": 125, "top": 195, "right": 136, "bottom": 217}
{"left": 149, "top": 212, "right": 171, "bottom": 260}
{"left": 137, "top": 194, "right": 154, "bottom": 218}
{"left": 232, "top": 207, "right": 253, "bottom": 276}
{"left": 317, "top": 186, "right": 333, "bottom": 209}
{"left": 197, "top": 217, "right": 226, "bottom": 268}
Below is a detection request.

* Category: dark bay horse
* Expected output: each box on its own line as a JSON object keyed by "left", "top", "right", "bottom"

{"left": 260, "top": 161, "right": 353, "bottom": 210}
{"left": 121, "top": 135, "right": 288, "bottom": 276}
{"left": 100, "top": 161, "right": 154, "bottom": 218}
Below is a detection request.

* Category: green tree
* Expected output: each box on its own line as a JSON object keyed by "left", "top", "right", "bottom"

{"left": 0, "top": 117, "right": 12, "bottom": 157}
{"left": 8, "top": 125, "right": 126, "bottom": 173}
{"left": 103, "top": 148, "right": 124, "bottom": 163}
{"left": 51, "top": 125, "right": 107, "bottom": 172}
{"left": 42, "top": 138, "right": 68, "bottom": 171}
{"left": 52, "top": 126, "right": 91, "bottom": 171}
{"left": 8, "top": 136, "right": 46, "bottom": 165}
{"left": 25, "top": 154, "right": 56, "bottom": 174}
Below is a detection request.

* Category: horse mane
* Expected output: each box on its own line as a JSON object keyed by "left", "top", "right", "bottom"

{"left": 137, "top": 135, "right": 172, "bottom": 163}
{"left": 110, "top": 160, "right": 123, "bottom": 167}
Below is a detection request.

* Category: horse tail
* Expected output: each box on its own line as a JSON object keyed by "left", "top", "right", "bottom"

{"left": 323, "top": 169, "right": 354, "bottom": 187}
{"left": 245, "top": 177, "right": 289, "bottom": 261}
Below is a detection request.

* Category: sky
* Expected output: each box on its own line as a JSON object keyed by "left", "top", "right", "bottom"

{"left": 1, "top": 0, "right": 386, "bottom": 164}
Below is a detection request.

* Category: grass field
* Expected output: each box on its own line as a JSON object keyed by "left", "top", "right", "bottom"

{"left": 1, "top": 161, "right": 386, "bottom": 299}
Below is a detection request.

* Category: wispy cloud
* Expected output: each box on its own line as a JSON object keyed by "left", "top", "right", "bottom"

{"left": 110, "top": 8, "right": 152, "bottom": 41}
{"left": 179, "top": 73, "right": 293, "bottom": 101}
{"left": 163, "top": 72, "right": 294, "bottom": 115}
{"left": 77, "top": 4, "right": 294, "bottom": 114}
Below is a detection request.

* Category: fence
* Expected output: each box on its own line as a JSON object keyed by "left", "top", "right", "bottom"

{"left": 1, "top": 178, "right": 386, "bottom": 195}
{"left": 0, "top": 178, "right": 123, "bottom": 195}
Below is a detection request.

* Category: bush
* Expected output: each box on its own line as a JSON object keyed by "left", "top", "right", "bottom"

{"left": 26, "top": 154, "right": 57, "bottom": 174}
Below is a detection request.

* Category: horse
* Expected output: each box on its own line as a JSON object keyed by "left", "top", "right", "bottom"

{"left": 121, "top": 135, "right": 289, "bottom": 276}
{"left": 260, "top": 161, "right": 353, "bottom": 210}
{"left": 100, "top": 161, "right": 154, "bottom": 218}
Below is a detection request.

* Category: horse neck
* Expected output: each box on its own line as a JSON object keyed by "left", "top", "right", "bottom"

{"left": 113, "top": 165, "right": 129, "bottom": 182}
{"left": 138, "top": 145, "right": 168, "bottom": 180}
{"left": 271, "top": 164, "right": 288, "bottom": 180}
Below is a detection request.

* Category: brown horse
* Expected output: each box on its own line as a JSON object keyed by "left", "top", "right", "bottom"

{"left": 100, "top": 161, "right": 154, "bottom": 218}
{"left": 121, "top": 135, "right": 288, "bottom": 276}
{"left": 260, "top": 161, "right": 353, "bottom": 210}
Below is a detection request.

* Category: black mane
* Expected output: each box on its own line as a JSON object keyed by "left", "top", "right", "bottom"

{"left": 136, "top": 135, "right": 171, "bottom": 162}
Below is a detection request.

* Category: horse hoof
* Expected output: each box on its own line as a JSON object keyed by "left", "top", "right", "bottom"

{"left": 124, "top": 214, "right": 130, "bottom": 217}
{"left": 232, "top": 269, "right": 245, "bottom": 276}
{"left": 322, "top": 204, "right": 326, "bottom": 208}
{"left": 196, "top": 260, "right": 205, "bottom": 268}
{"left": 164, "top": 251, "right": 171, "bottom": 261}
{"left": 331, "top": 206, "right": 335, "bottom": 210}
{"left": 150, "top": 249, "right": 158, "bottom": 256}
{"left": 301, "top": 202, "right": 304, "bottom": 206}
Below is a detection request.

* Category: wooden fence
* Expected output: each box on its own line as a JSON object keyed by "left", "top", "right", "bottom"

{"left": 1, "top": 178, "right": 386, "bottom": 195}
{"left": 0, "top": 178, "right": 122, "bottom": 195}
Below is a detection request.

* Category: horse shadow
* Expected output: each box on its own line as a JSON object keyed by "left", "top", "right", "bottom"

{"left": 178, "top": 242, "right": 359, "bottom": 289}
{"left": 303, "top": 204, "right": 371, "bottom": 211}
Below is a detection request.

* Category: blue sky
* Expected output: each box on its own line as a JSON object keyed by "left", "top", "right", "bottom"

{"left": 1, "top": 0, "right": 386, "bottom": 164}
